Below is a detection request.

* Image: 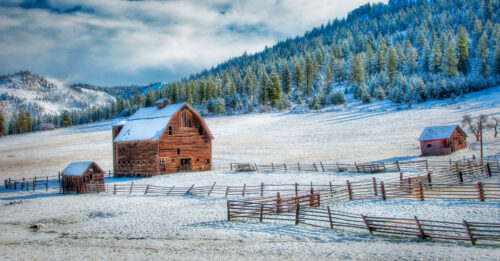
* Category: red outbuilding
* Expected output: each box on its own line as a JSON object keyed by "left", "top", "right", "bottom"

{"left": 418, "top": 125, "right": 467, "bottom": 156}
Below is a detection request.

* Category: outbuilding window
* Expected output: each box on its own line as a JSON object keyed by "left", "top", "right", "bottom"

{"left": 168, "top": 126, "right": 172, "bottom": 135}
{"left": 205, "top": 159, "right": 210, "bottom": 164}
{"left": 427, "top": 144, "right": 432, "bottom": 148}
{"left": 177, "top": 148, "right": 180, "bottom": 155}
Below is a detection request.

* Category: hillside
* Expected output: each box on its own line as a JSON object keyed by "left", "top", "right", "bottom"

{"left": 0, "top": 71, "right": 115, "bottom": 124}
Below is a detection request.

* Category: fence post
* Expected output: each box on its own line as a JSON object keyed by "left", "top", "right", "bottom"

{"left": 144, "top": 185, "right": 150, "bottom": 195}
{"left": 272, "top": 162, "right": 275, "bottom": 172}
{"left": 260, "top": 183, "right": 264, "bottom": 197}
{"left": 329, "top": 181, "right": 333, "bottom": 198}
{"left": 361, "top": 214, "right": 373, "bottom": 234}
{"left": 327, "top": 206, "right": 333, "bottom": 229}
{"left": 297, "top": 162, "right": 301, "bottom": 172}
{"left": 354, "top": 162, "right": 360, "bottom": 173}
{"left": 309, "top": 188, "right": 314, "bottom": 206}
{"left": 129, "top": 182, "right": 134, "bottom": 194}
{"left": 58, "top": 172, "right": 61, "bottom": 183}
{"left": 46, "top": 176, "right": 48, "bottom": 192}
{"left": 242, "top": 184, "right": 246, "bottom": 197}
{"left": 230, "top": 163, "right": 233, "bottom": 171}
{"left": 380, "top": 182, "right": 386, "bottom": 201}
{"left": 427, "top": 172, "right": 432, "bottom": 189}
{"left": 414, "top": 216, "right": 426, "bottom": 239}
{"left": 227, "top": 201, "right": 231, "bottom": 221}
{"left": 462, "top": 220, "right": 475, "bottom": 245}
{"left": 294, "top": 183, "right": 298, "bottom": 197}
{"left": 320, "top": 161, "right": 325, "bottom": 172}
{"left": 399, "top": 172, "right": 403, "bottom": 182}
{"left": 254, "top": 163, "right": 259, "bottom": 172}
{"left": 336, "top": 162, "right": 341, "bottom": 172}
{"left": 458, "top": 171, "right": 464, "bottom": 183}
{"left": 346, "top": 180, "right": 353, "bottom": 201}
{"left": 425, "top": 160, "right": 429, "bottom": 171}
{"left": 313, "top": 163, "right": 318, "bottom": 172}
{"left": 396, "top": 161, "right": 401, "bottom": 172}
{"left": 225, "top": 186, "right": 229, "bottom": 197}
{"left": 113, "top": 184, "right": 117, "bottom": 194}
{"left": 33, "top": 180, "right": 35, "bottom": 192}
{"left": 284, "top": 163, "right": 287, "bottom": 172}
{"left": 208, "top": 182, "right": 216, "bottom": 196}
{"left": 486, "top": 163, "right": 492, "bottom": 177}
{"left": 476, "top": 182, "right": 485, "bottom": 202}
{"left": 276, "top": 192, "right": 281, "bottom": 214}
{"left": 372, "top": 177, "right": 378, "bottom": 196}
{"left": 259, "top": 203, "right": 264, "bottom": 222}
{"left": 295, "top": 203, "right": 300, "bottom": 225}
{"left": 418, "top": 181, "right": 424, "bottom": 201}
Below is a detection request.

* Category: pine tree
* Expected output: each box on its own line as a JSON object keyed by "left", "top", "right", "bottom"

{"left": 376, "top": 41, "right": 387, "bottom": 73}
{"left": 268, "top": 69, "right": 282, "bottom": 108}
{"left": 442, "top": 41, "right": 459, "bottom": 76}
{"left": 259, "top": 69, "right": 269, "bottom": 105}
{"left": 456, "top": 26, "right": 470, "bottom": 74}
{"left": 430, "top": 39, "right": 442, "bottom": 73}
{"left": 495, "top": 39, "right": 500, "bottom": 75}
{"left": 145, "top": 88, "right": 154, "bottom": 107}
{"left": 350, "top": 54, "right": 365, "bottom": 85}
{"left": 293, "top": 62, "right": 302, "bottom": 92}
{"left": 483, "top": 0, "right": 493, "bottom": 21}
{"left": 387, "top": 46, "right": 398, "bottom": 79}
{"left": 0, "top": 112, "right": 6, "bottom": 137}
{"left": 477, "top": 33, "right": 489, "bottom": 76}
{"left": 61, "top": 111, "right": 72, "bottom": 127}
{"left": 280, "top": 63, "right": 292, "bottom": 95}
{"left": 332, "top": 58, "right": 345, "bottom": 84}
{"left": 305, "top": 55, "right": 314, "bottom": 96}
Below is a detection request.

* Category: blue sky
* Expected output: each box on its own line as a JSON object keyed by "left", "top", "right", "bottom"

{"left": 0, "top": 0, "right": 383, "bottom": 86}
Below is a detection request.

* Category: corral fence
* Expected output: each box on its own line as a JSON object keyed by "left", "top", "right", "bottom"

{"left": 227, "top": 200, "right": 500, "bottom": 245}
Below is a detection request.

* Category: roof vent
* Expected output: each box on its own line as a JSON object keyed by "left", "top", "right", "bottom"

{"left": 155, "top": 98, "right": 170, "bottom": 109}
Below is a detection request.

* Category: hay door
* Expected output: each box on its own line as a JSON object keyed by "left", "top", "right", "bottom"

{"left": 179, "top": 158, "right": 192, "bottom": 172}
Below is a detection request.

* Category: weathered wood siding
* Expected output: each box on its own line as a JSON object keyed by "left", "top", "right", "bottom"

{"left": 62, "top": 163, "right": 105, "bottom": 194}
{"left": 114, "top": 141, "right": 159, "bottom": 177}
{"left": 159, "top": 108, "right": 212, "bottom": 173}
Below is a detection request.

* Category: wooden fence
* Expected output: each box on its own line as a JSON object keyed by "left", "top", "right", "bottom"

{"left": 227, "top": 200, "right": 500, "bottom": 245}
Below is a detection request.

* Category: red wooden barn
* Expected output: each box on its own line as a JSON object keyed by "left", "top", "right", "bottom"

{"left": 61, "top": 161, "right": 105, "bottom": 194}
{"left": 418, "top": 125, "right": 467, "bottom": 156}
{"left": 112, "top": 99, "right": 213, "bottom": 177}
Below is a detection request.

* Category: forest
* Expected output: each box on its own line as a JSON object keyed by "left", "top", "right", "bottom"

{"left": 1, "top": 0, "right": 500, "bottom": 134}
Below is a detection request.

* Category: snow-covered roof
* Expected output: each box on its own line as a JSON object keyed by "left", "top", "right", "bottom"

{"left": 62, "top": 161, "right": 94, "bottom": 176}
{"left": 114, "top": 102, "right": 186, "bottom": 142}
{"left": 418, "top": 125, "right": 466, "bottom": 141}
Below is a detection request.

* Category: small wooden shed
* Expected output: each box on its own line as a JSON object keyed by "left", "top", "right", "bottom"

{"left": 61, "top": 161, "right": 105, "bottom": 194}
{"left": 418, "top": 125, "right": 467, "bottom": 156}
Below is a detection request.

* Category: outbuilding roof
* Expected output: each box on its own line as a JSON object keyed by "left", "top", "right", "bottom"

{"left": 418, "top": 125, "right": 467, "bottom": 141}
{"left": 62, "top": 161, "right": 94, "bottom": 176}
{"left": 114, "top": 102, "right": 186, "bottom": 142}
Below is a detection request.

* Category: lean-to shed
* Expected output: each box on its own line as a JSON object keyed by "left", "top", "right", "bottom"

{"left": 61, "top": 161, "right": 105, "bottom": 194}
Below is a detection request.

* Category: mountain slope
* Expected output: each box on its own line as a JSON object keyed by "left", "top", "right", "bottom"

{"left": 0, "top": 71, "right": 115, "bottom": 120}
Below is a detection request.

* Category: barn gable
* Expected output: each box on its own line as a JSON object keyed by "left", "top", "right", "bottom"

{"left": 62, "top": 161, "right": 95, "bottom": 176}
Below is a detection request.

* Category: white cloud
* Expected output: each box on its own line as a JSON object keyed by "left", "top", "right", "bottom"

{"left": 0, "top": 0, "right": 386, "bottom": 85}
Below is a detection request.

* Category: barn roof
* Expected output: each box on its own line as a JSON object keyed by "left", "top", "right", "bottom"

{"left": 418, "top": 125, "right": 467, "bottom": 141}
{"left": 62, "top": 161, "right": 94, "bottom": 176}
{"left": 114, "top": 102, "right": 186, "bottom": 142}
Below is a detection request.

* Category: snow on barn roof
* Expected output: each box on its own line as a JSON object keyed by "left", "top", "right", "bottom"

{"left": 418, "top": 125, "right": 466, "bottom": 141}
{"left": 62, "top": 161, "right": 94, "bottom": 176}
{"left": 114, "top": 102, "right": 186, "bottom": 142}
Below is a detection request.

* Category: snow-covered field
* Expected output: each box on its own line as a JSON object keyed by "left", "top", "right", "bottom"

{"left": 1, "top": 87, "right": 500, "bottom": 259}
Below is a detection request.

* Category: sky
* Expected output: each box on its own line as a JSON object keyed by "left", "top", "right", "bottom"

{"left": 0, "top": 0, "right": 384, "bottom": 86}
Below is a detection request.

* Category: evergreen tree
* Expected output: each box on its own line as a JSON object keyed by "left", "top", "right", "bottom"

{"left": 387, "top": 46, "right": 398, "bottom": 79}
{"left": 376, "top": 41, "right": 387, "bottom": 73}
{"left": 442, "top": 41, "right": 459, "bottom": 76}
{"left": 350, "top": 54, "right": 365, "bottom": 85}
{"left": 293, "top": 62, "right": 302, "bottom": 92}
{"left": 332, "top": 58, "right": 345, "bottom": 84}
{"left": 144, "top": 88, "right": 154, "bottom": 107}
{"left": 61, "top": 110, "right": 72, "bottom": 127}
{"left": 280, "top": 62, "right": 292, "bottom": 95}
{"left": 456, "top": 26, "right": 470, "bottom": 74}
{"left": 483, "top": 0, "right": 493, "bottom": 21}
{"left": 430, "top": 39, "right": 442, "bottom": 73}
{"left": 259, "top": 69, "right": 270, "bottom": 105}
{"left": 477, "top": 33, "right": 490, "bottom": 76}
{"left": 305, "top": 55, "right": 314, "bottom": 96}
{"left": 268, "top": 69, "right": 282, "bottom": 107}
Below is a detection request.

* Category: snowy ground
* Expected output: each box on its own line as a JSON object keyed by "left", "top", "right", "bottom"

{"left": 1, "top": 87, "right": 500, "bottom": 259}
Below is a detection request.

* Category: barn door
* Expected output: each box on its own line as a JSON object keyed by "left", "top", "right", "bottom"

{"left": 180, "top": 158, "right": 192, "bottom": 172}
{"left": 160, "top": 158, "right": 166, "bottom": 172}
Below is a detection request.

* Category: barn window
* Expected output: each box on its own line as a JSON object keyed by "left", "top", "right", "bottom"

{"left": 458, "top": 139, "right": 462, "bottom": 145}
{"left": 168, "top": 126, "right": 172, "bottom": 135}
{"left": 199, "top": 126, "right": 204, "bottom": 135}
{"left": 160, "top": 158, "right": 166, "bottom": 164}
{"left": 180, "top": 110, "right": 192, "bottom": 127}
{"left": 427, "top": 144, "right": 432, "bottom": 148}
{"left": 177, "top": 148, "right": 180, "bottom": 155}
{"left": 205, "top": 159, "right": 210, "bottom": 164}
{"left": 196, "top": 158, "right": 200, "bottom": 162}
{"left": 89, "top": 174, "right": 93, "bottom": 181}
{"left": 143, "top": 160, "right": 145, "bottom": 164}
